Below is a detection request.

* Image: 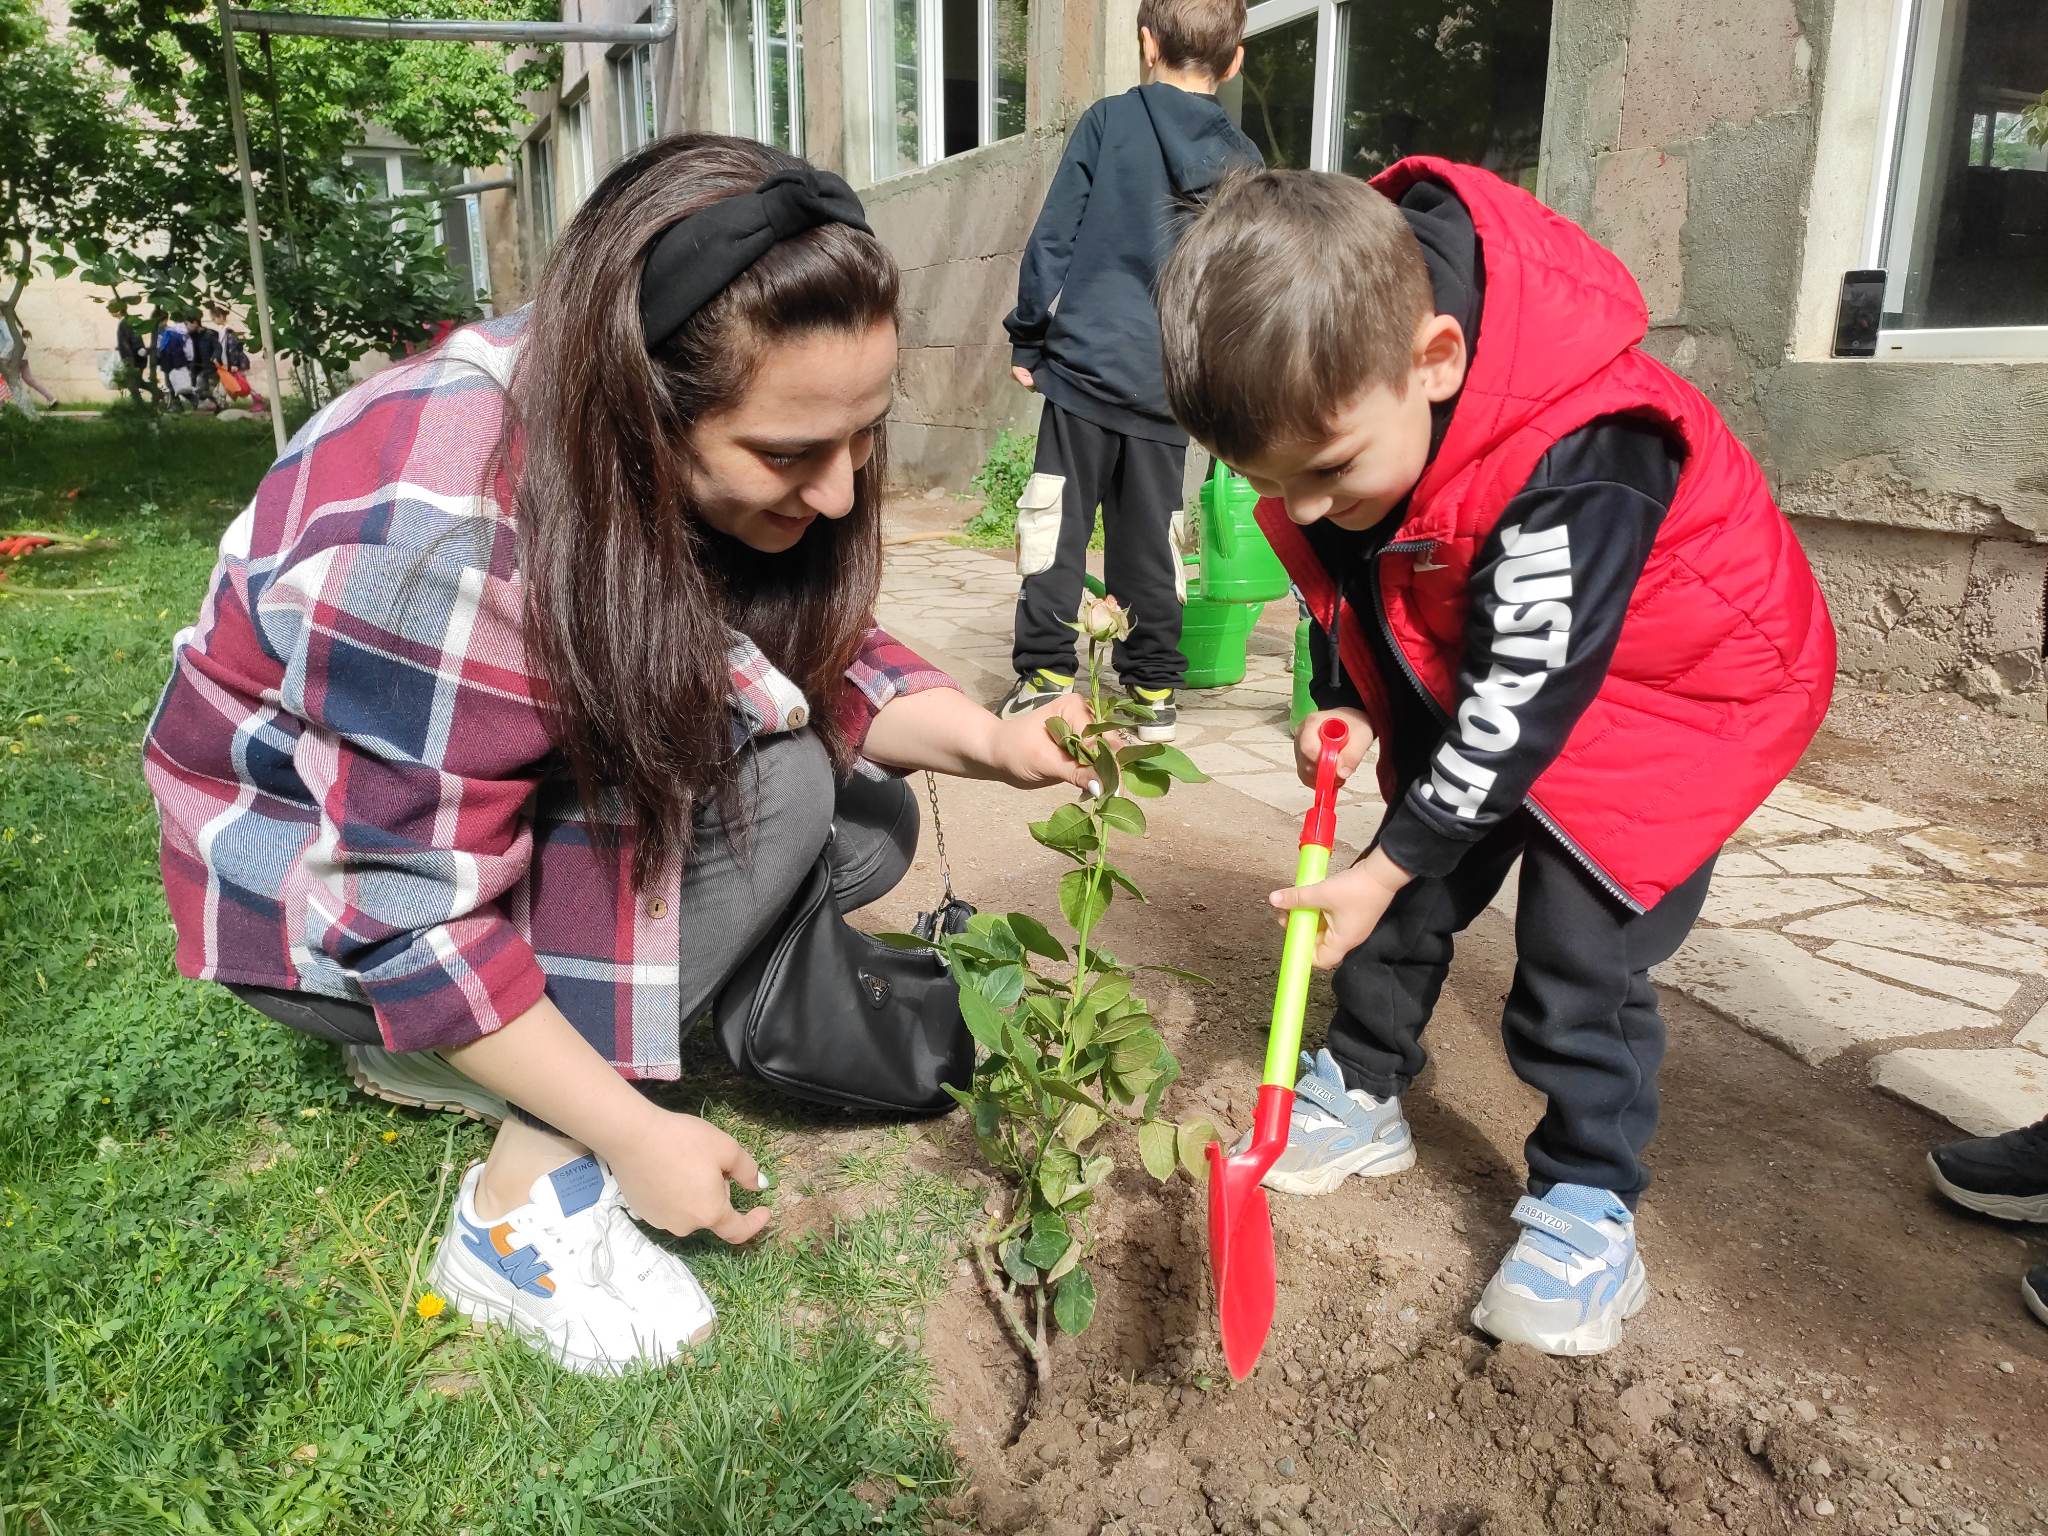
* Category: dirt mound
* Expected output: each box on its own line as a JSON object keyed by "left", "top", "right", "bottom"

{"left": 930, "top": 1181, "right": 2021, "bottom": 1536}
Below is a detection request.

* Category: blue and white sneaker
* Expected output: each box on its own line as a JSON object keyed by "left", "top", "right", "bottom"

{"left": 1252, "top": 1049, "right": 1415, "bottom": 1196}
{"left": 1470, "top": 1184, "right": 1648, "bottom": 1356}
{"left": 427, "top": 1155, "right": 716, "bottom": 1374}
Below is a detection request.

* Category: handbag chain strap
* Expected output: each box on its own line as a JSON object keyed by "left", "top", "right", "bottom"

{"left": 922, "top": 771, "right": 954, "bottom": 902}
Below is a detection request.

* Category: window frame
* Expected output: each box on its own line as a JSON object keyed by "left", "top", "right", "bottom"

{"left": 560, "top": 90, "right": 596, "bottom": 209}
{"left": 867, "top": 0, "right": 1026, "bottom": 180}
{"left": 527, "top": 129, "right": 558, "bottom": 252}
{"left": 728, "top": 0, "right": 804, "bottom": 154}
{"left": 1239, "top": 0, "right": 1342, "bottom": 171}
{"left": 610, "top": 42, "right": 659, "bottom": 158}
{"left": 1862, "top": 0, "right": 2048, "bottom": 360}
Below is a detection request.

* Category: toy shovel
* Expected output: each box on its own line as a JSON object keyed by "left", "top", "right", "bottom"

{"left": 1206, "top": 715, "right": 1349, "bottom": 1380}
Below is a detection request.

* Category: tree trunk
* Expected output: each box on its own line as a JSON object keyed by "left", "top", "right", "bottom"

{"left": 0, "top": 285, "right": 39, "bottom": 421}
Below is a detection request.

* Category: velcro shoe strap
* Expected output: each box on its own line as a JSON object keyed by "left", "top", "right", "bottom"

{"left": 1510, "top": 1196, "right": 1610, "bottom": 1260}
{"left": 1293, "top": 1071, "right": 1360, "bottom": 1123}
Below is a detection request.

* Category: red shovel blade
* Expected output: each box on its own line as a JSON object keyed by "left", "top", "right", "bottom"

{"left": 1207, "top": 1084, "right": 1294, "bottom": 1380}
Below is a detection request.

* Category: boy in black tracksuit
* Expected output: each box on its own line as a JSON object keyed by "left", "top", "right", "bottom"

{"left": 995, "top": 0, "right": 1261, "bottom": 742}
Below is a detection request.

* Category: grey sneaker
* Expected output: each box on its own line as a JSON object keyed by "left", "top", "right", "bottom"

{"left": 1247, "top": 1049, "right": 1415, "bottom": 1196}
{"left": 2026, "top": 1265, "right": 2047, "bottom": 1329}
{"left": 1125, "top": 686, "right": 1178, "bottom": 743}
{"left": 996, "top": 669, "right": 1074, "bottom": 719}
{"left": 343, "top": 1042, "right": 508, "bottom": 1126}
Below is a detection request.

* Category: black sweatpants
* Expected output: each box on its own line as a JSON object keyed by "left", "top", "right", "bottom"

{"left": 1011, "top": 399, "right": 1187, "bottom": 690}
{"left": 1327, "top": 813, "right": 1716, "bottom": 1209}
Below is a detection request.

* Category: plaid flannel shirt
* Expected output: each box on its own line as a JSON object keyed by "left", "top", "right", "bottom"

{"left": 143, "top": 310, "right": 955, "bottom": 1076}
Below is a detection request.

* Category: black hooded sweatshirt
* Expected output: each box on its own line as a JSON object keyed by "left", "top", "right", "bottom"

{"left": 1004, "top": 83, "right": 1262, "bottom": 446}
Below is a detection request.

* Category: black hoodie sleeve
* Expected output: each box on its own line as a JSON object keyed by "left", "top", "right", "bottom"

{"left": 1005, "top": 107, "right": 1106, "bottom": 371}
{"left": 1374, "top": 417, "right": 1683, "bottom": 880}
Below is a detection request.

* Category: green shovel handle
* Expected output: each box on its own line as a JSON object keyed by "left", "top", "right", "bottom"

{"left": 1263, "top": 842, "right": 1330, "bottom": 1086}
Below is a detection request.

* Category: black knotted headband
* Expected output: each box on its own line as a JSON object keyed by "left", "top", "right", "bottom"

{"left": 638, "top": 168, "right": 873, "bottom": 352}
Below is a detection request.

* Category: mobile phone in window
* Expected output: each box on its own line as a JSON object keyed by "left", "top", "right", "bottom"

{"left": 1833, "top": 270, "right": 1885, "bottom": 359}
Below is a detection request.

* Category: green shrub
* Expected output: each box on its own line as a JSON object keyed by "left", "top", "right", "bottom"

{"left": 959, "top": 427, "right": 1103, "bottom": 552}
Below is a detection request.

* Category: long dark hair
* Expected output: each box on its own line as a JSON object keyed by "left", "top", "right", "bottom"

{"left": 509, "top": 134, "right": 898, "bottom": 887}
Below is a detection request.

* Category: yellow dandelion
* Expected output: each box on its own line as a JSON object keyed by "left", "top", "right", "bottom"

{"left": 380, "top": 1130, "right": 399, "bottom": 1144}
{"left": 416, "top": 1292, "right": 447, "bottom": 1320}
{"left": 100, "top": 1096, "right": 111, "bottom": 1104}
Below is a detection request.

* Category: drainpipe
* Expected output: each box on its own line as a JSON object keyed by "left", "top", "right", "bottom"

{"left": 218, "top": 0, "right": 677, "bottom": 453}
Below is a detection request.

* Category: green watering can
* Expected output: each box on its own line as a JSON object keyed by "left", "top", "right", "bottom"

{"left": 1198, "top": 461, "right": 1290, "bottom": 605}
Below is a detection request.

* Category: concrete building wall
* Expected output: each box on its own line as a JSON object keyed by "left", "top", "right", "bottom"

{"left": 1545, "top": 0, "right": 2047, "bottom": 718}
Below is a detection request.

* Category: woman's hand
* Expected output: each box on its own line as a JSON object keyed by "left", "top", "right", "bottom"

{"left": 986, "top": 694, "right": 1099, "bottom": 793}
{"left": 1294, "top": 707, "right": 1374, "bottom": 788}
{"left": 1268, "top": 846, "right": 1413, "bottom": 969}
{"left": 1012, "top": 366, "right": 1037, "bottom": 391}
{"left": 601, "top": 1105, "right": 773, "bottom": 1244}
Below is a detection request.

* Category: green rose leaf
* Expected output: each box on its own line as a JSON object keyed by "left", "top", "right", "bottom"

{"left": 1053, "top": 1267, "right": 1098, "bottom": 1334}
{"left": 1007, "top": 913, "right": 1069, "bottom": 963}
{"left": 1019, "top": 1210, "right": 1071, "bottom": 1271}
{"left": 957, "top": 986, "right": 1010, "bottom": 1055}
{"left": 1123, "top": 763, "right": 1171, "bottom": 799}
{"left": 1000, "top": 1237, "right": 1038, "bottom": 1288}
{"left": 1137, "top": 1119, "right": 1177, "bottom": 1182}
{"left": 1143, "top": 745, "right": 1211, "bottom": 783}
{"left": 1058, "top": 868, "right": 1111, "bottom": 933}
{"left": 1037, "top": 1143, "right": 1083, "bottom": 1207}
{"left": 1056, "top": 1102, "right": 1104, "bottom": 1149}
{"left": 1177, "top": 1116, "right": 1223, "bottom": 1179}
{"left": 1098, "top": 796, "right": 1147, "bottom": 836}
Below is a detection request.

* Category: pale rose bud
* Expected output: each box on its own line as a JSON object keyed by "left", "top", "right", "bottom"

{"left": 1080, "top": 594, "right": 1131, "bottom": 642}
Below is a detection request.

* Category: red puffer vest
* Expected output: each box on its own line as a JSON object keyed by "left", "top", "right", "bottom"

{"left": 1258, "top": 158, "right": 1836, "bottom": 911}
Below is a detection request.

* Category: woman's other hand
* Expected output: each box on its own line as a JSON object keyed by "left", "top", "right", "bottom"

{"left": 605, "top": 1107, "right": 773, "bottom": 1244}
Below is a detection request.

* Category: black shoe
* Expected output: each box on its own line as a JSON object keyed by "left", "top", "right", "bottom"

{"left": 1928, "top": 1115, "right": 2048, "bottom": 1222}
{"left": 995, "top": 670, "right": 1073, "bottom": 719}
{"left": 2025, "top": 1265, "right": 2047, "bottom": 1328}
{"left": 1125, "top": 686, "right": 1178, "bottom": 743}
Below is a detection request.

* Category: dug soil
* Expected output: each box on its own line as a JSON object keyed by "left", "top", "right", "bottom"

{"left": 861, "top": 690, "right": 2048, "bottom": 1536}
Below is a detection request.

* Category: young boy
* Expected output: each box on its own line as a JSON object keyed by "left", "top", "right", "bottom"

{"left": 1158, "top": 164, "right": 1836, "bottom": 1355}
{"left": 996, "top": 0, "right": 1261, "bottom": 742}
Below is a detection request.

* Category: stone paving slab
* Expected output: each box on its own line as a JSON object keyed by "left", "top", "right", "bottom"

{"left": 2018, "top": 1002, "right": 2048, "bottom": 1056}
{"left": 1764, "top": 781, "right": 1925, "bottom": 834}
{"left": 1730, "top": 804, "right": 1835, "bottom": 843}
{"left": 1870, "top": 1048, "right": 2048, "bottom": 1137}
{"left": 1832, "top": 878, "right": 2048, "bottom": 923}
{"left": 1784, "top": 905, "right": 2048, "bottom": 978}
{"left": 1657, "top": 929, "right": 2001, "bottom": 1064}
{"left": 1761, "top": 839, "right": 1928, "bottom": 877}
{"left": 1697, "top": 877, "right": 1860, "bottom": 927}
{"left": 1816, "top": 942, "right": 2024, "bottom": 1012}
{"left": 1898, "top": 827, "right": 2048, "bottom": 885}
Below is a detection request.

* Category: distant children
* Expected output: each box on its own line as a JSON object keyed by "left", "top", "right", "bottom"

{"left": 1159, "top": 164, "right": 1834, "bottom": 1356}
{"left": 995, "top": 0, "right": 1262, "bottom": 744}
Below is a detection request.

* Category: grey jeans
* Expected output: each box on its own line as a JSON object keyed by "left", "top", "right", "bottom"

{"left": 232, "top": 731, "right": 918, "bottom": 1074}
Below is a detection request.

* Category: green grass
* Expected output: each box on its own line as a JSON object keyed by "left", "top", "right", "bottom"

{"left": 0, "top": 414, "right": 977, "bottom": 1534}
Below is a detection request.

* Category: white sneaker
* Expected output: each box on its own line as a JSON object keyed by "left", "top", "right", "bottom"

{"left": 427, "top": 1155, "right": 716, "bottom": 1374}
{"left": 344, "top": 1042, "right": 508, "bottom": 1126}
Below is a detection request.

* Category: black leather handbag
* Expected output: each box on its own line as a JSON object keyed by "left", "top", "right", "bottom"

{"left": 711, "top": 775, "right": 977, "bottom": 1116}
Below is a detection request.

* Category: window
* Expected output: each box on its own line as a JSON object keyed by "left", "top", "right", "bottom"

{"left": 611, "top": 43, "right": 659, "bottom": 157}
{"left": 341, "top": 148, "right": 485, "bottom": 311}
{"left": 728, "top": 0, "right": 804, "bottom": 153}
{"left": 868, "top": 0, "right": 1028, "bottom": 179}
{"left": 561, "top": 94, "right": 596, "bottom": 208}
{"left": 1220, "top": 0, "right": 1547, "bottom": 186}
{"left": 1869, "top": 0, "right": 2048, "bottom": 355}
{"left": 528, "top": 131, "right": 557, "bottom": 246}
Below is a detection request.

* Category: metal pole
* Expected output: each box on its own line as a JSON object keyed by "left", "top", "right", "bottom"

{"left": 226, "top": 2, "right": 670, "bottom": 43}
{"left": 217, "top": 0, "right": 290, "bottom": 455}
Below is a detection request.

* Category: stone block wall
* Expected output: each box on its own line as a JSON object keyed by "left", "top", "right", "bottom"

{"left": 1547, "top": 0, "right": 2047, "bottom": 719}
{"left": 865, "top": 131, "right": 1066, "bottom": 487}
